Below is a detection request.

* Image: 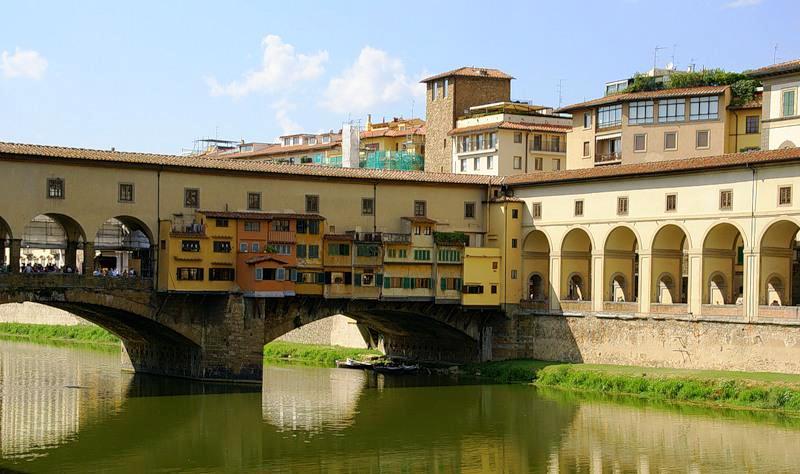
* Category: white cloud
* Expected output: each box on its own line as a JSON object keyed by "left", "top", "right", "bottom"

{"left": 1, "top": 48, "right": 47, "bottom": 80}
{"left": 725, "top": 0, "right": 763, "bottom": 8}
{"left": 322, "top": 46, "right": 425, "bottom": 114}
{"left": 207, "top": 35, "right": 328, "bottom": 98}
{"left": 272, "top": 99, "right": 302, "bottom": 136}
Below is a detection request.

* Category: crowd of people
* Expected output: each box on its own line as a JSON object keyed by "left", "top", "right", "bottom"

{"left": 0, "top": 262, "right": 139, "bottom": 277}
{"left": 91, "top": 267, "right": 137, "bottom": 278}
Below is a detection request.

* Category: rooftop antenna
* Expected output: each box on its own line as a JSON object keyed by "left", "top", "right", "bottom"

{"left": 688, "top": 58, "right": 696, "bottom": 73}
{"left": 671, "top": 43, "right": 678, "bottom": 69}
{"left": 773, "top": 43, "right": 779, "bottom": 64}
{"left": 653, "top": 45, "right": 667, "bottom": 71}
{"left": 556, "top": 79, "right": 564, "bottom": 109}
{"left": 410, "top": 97, "right": 415, "bottom": 119}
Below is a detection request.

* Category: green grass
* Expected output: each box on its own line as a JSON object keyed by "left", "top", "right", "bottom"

{"left": 461, "top": 359, "right": 555, "bottom": 383}
{"left": 263, "top": 341, "right": 383, "bottom": 367}
{"left": 0, "top": 322, "right": 120, "bottom": 345}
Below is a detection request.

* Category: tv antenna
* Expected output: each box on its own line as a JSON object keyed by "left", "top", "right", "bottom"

{"left": 773, "top": 43, "right": 779, "bottom": 64}
{"left": 653, "top": 45, "right": 667, "bottom": 71}
{"left": 556, "top": 79, "right": 564, "bottom": 108}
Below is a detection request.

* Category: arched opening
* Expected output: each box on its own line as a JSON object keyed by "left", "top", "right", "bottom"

{"left": 759, "top": 219, "right": 800, "bottom": 310}
{"left": 93, "top": 216, "right": 155, "bottom": 278}
{"left": 522, "top": 230, "right": 550, "bottom": 304}
{"left": 20, "top": 214, "right": 86, "bottom": 273}
{"left": 703, "top": 223, "right": 744, "bottom": 312}
{"left": 528, "top": 273, "right": 544, "bottom": 302}
{"left": 651, "top": 225, "right": 689, "bottom": 308}
{"left": 603, "top": 226, "right": 638, "bottom": 305}
{"left": 779, "top": 140, "right": 797, "bottom": 149}
{"left": 560, "top": 229, "right": 592, "bottom": 305}
{"left": 0, "top": 216, "right": 11, "bottom": 273}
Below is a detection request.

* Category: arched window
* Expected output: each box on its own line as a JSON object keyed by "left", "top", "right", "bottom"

{"left": 709, "top": 273, "right": 727, "bottom": 305}
{"left": 610, "top": 274, "right": 626, "bottom": 302}
{"left": 528, "top": 273, "right": 544, "bottom": 301}
{"left": 657, "top": 273, "right": 675, "bottom": 304}
{"left": 568, "top": 274, "right": 584, "bottom": 301}
{"left": 766, "top": 275, "right": 785, "bottom": 306}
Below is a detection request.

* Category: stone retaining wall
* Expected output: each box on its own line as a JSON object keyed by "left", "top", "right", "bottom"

{"left": 0, "top": 302, "right": 93, "bottom": 326}
{"left": 276, "top": 315, "right": 369, "bottom": 349}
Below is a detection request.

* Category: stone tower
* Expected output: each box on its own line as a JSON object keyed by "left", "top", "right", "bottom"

{"left": 421, "top": 67, "right": 513, "bottom": 173}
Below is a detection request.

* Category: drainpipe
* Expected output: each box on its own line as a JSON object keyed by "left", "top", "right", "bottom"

{"left": 155, "top": 167, "right": 161, "bottom": 290}
{"left": 748, "top": 164, "right": 758, "bottom": 320}
{"left": 372, "top": 182, "right": 377, "bottom": 233}
{"left": 524, "top": 132, "right": 529, "bottom": 173}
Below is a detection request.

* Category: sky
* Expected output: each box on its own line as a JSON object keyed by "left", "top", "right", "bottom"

{"left": 0, "top": 0, "right": 798, "bottom": 155}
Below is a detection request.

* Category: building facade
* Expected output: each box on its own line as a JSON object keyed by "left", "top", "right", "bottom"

{"left": 748, "top": 59, "right": 800, "bottom": 150}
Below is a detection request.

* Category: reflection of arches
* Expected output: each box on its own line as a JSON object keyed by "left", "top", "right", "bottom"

{"left": 609, "top": 273, "right": 626, "bottom": 302}
{"left": 528, "top": 273, "right": 544, "bottom": 301}
{"left": 567, "top": 273, "right": 585, "bottom": 301}
{"left": 766, "top": 273, "right": 785, "bottom": 306}
{"left": 657, "top": 272, "right": 675, "bottom": 304}
{"left": 709, "top": 272, "right": 727, "bottom": 305}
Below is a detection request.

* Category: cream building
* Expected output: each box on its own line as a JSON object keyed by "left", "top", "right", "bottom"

{"left": 747, "top": 59, "right": 800, "bottom": 150}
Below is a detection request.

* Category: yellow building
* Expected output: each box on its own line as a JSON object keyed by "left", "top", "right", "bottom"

{"left": 727, "top": 92, "right": 762, "bottom": 152}
{"left": 462, "top": 247, "right": 501, "bottom": 306}
{"left": 361, "top": 116, "right": 425, "bottom": 157}
{"left": 294, "top": 216, "right": 326, "bottom": 296}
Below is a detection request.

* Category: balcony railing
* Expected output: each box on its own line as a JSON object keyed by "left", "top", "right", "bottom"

{"left": 348, "top": 231, "right": 382, "bottom": 243}
{"left": 530, "top": 142, "right": 566, "bottom": 153}
{"left": 267, "top": 231, "right": 296, "bottom": 243}
{"left": 382, "top": 233, "right": 411, "bottom": 244}
{"left": 594, "top": 152, "right": 622, "bottom": 165}
{"left": 170, "top": 223, "right": 206, "bottom": 235}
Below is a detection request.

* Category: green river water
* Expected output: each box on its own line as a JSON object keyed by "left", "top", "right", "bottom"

{"left": 1, "top": 339, "right": 800, "bottom": 473}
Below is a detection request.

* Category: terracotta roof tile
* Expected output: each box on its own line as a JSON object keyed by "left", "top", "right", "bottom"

{"left": 200, "top": 211, "right": 325, "bottom": 221}
{"left": 728, "top": 92, "right": 762, "bottom": 110}
{"left": 360, "top": 125, "right": 426, "bottom": 139}
{"left": 448, "top": 121, "right": 571, "bottom": 136}
{"left": 556, "top": 85, "right": 729, "bottom": 113}
{"left": 421, "top": 67, "right": 514, "bottom": 83}
{"left": 0, "top": 141, "right": 498, "bottom": 186}
{"left": 746, "top": 59, "right": 800, "bottom": 78}
{"left": 504, "top": 148, "right": 800, "bottom": 186}
{"left": 402, "top": 216, "right": 438, "bottom": 224}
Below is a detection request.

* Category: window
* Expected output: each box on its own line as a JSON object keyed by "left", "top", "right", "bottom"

{"left": 47, "top": 178, "right": 64, "bottom": 199}
{"left": 511, "top": 270, "right": 518, "bottom": 279}
{"left": 487, "top": 156, "right": 494, "bottom": 170}
{"left": 438, "top": 249, "right": 461, "bottom": 262}
{"left": 272, "top": 244, "right": 291, "bottom": 255}
{"left": 176, "top": 268, "right": 203, "bottom": 281}
{"left": 432, "top": 81, "right": 438, "bottom": 100}
{"left": 552, "top": 159, "right": 561, "bottom": 171}
{"left": 356, "top": 244, "right": 379, "bottom": 257}
{"left": 308, "top": 245, "right": 320, "bottom": 259}
{"left": 424, "top": 226, "right": 432, "bottom": 235}
{"left": 489, "top": 132, "right": 497, "bottom": 148}
{"left": 322, "top": 135, "right": 331, "bottom": 144}
{"left": 361, "top": 198, "right": 374, "bottom": 216}
{"left": 664, "top": 131, "right": 678, "bottom": 150}
{"left": 783, "top": 90, "right": 796, "bottom": 117}
{"left": 271, "top": 219, "right": 289, "bottom": 231}
{"left": 213, "top": 241, "right": 231, "bottom": 253}
{"left": 666, "top": 193, "right": 677, "bottom": 212}
{"left": 690, "top": 96, "right": 719, "bottom": 120}
{"left": 462, "top": 285, "right": 484, "bottom": 294}
{"left": 583, "top": 112, "right": 592, "bottom": 129}
{"left": 534, "top": 157, "right": 543, "bottom": 170}
{"left": 473, "top": 157, "right": 479, "bottom": 170}
{"left": 247, "top": 192, "right": 261, "bottom": 210}
{"left": 633, "top": 133, "right": 647, "bottom": 152}
{"left": 251, "top": 242, "right": 260, "bottom": 253}
{"left": 441, "top": 277, "right": 463, "bottom": 291}
{"left": 719, "top": 190, "right": 733, "bottom": 210}
{"left": 209, "top": 268, "right": 235, "bottom": 281}
{"left": 532, "top": 134, "right": 542, "bottom": 150}
{"left": 778, "top": 185, "right": 793, "bottom": 206}
{"left": 414, "top": 200, "right": 427, "bottom": 217}
{"left": 492, "top": 261, "right": 499, "bottom": 270}
{"left": 511, "top": 238, "right": 518, "bottom": 248}
{"left": 628, "top": 100, "right": 654, "bottom": 125}
{"left": 328, "top": 243, "right": 350, "bottom": 256}
{"left": 745, "top": 116, "right": 759, "bottom": 134}
{"left": 305, "top": 194, "right": 319, "bottom": 213}
{"left": 296, "top": 244, "right": 306, "bottom": 258}
{"left": 658, "top": 98, "right": 685, "bottom": 123}
{"left": 617, "top": 196, "right": 629, "bottom": 216}
{"left": 215, "top": 219, "right": 229, "bottom": 228}
{"left": 513, "top": 156, "right": 522, "bottom": 169}
{"left": 491, "top": 285, "right": 498, "bottom": 294}
{"left": 118, "top": 183, "right": 134, "bottom": 202}
{"left": 308, "top": 220, "right": 320, "bottom": 235}
{"left": 464, "top": 202, "right": 476, "bottom": 218}
{"left": 181, "top": 240, "right": 200, "bottom": 252}
{"left": 184, "top": 188, "right": 199, "bottom": 208}
{"left": 239, "top": 242, "right": 248, "bottom": 252}
{"left": 574, "top": 200, "right": 584, "bottom": 217}
{"left": 460, "top": 159, "right": 467, "bottom": 172}
{"left": 414, "top": 249, "right": 431, "bottom": 261}
{"left": 583, "top": 141, "right": 590, "bottom": 157}
{"left": 550, "top": 136, "right": 561, "bottom": 152}
{"left": 513, "top": 132, "right": 522, "bottom": 143}
{"left": 509, "top": 209, "right": 518, "bottom": 220}
{"left": 532, "top": 202, "right": 542, "bottom": 219}
{"left": 255, "top": 268, "right": 287, "bottom": 281}
{"left": 696, "top": 130, "right": 710, "bottom": 149}
{"left": 443, "top": 79, "right": 448, "bottom": 98}
{"left": 597, "top": 104, "right": 622, "bottom": 128}
{"left": 244, "top": 221, "right": 260, "bottom": 232}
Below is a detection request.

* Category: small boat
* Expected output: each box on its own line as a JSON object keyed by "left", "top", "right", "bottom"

{"left": 335, "top": 358, "right": 373, "bottom": 370}
{"left": 373, "top": 364, "right": 420, "bottom": 375}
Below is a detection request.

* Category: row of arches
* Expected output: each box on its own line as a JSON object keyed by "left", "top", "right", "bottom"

{"left": 1, "top": 214, "right": 155, "bottom": 277}
{"left": 522, "top": 219, "right": 800, "bottom": 312}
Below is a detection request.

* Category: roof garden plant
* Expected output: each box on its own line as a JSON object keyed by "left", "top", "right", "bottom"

{"left": 433, "top": 231, "right": 469, "bottom": 246}
{"left": 624, "top": 68, "right": 760, "bottom": 106}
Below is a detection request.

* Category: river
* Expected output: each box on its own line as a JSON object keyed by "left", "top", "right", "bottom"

{"left": 1, "top": 340, "right": 800, "bottom": 473}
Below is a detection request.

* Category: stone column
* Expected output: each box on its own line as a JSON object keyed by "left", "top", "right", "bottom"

{"left": 9, "top": 239, "right": 21, "bottom": 274}
{"left": 82, "top": 242, "right": 95, "bottom": 275}
{"left": 687, "top": 250, "right": 703, "bottom": 316}
{"left": 743, "top": 249, "right": 760, "bottom": 322}
{"left": 548, "top": 252, "right": 561, "bottom": 311}
{"left": 65, "top": 241, "right": 79, "bottom": 270}
{"left": 591, "top": 251, "right": 604, "bottom": 312}
{"left": 638, "top": 251, "right": 652, "bottom": 314}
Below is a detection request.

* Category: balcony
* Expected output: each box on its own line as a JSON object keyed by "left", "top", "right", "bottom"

{"left": 170, "top": 223, "right": 206, "bottom": 237}
{"left": 349, "top": 231, "right": 382, "bottom": 243}
{"left": 267, "top": 231, "right": 296, "bottom": 243}
{"left": 382, "top": 233, "right": 411, "bottom": 244}
{"left": 594, "top": 152, "right": 622, "bottom": 165}
{"left": 530, "top": 141, "right": 566, "bottom": 153}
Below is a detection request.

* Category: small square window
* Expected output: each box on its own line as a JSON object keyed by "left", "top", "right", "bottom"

{"left": 47, "top": 178, "right": 64, "bottom": 199}
{"left": 184, "top": 188, "right": 199, "bottom": 208}
{"left": 552, "top": 159, "right": 561, "bottom": 171}
{"left": 534, "top": 157, "right": 543, "bottom": 171}
{"left": 464, "top": 202, "right": 476, "bottom": 219}
{"left": 666, "top": 193, "right": 677, "bottom": 212}
{"left": 583, "top": 141, "right": 590, "bottom": 157}
{"left": 513, "top": 156, "right": 522, "bottom": 169}
{"left": 719, "top": 190, "right": 733, "bottom": 210}
{"left": 574, "top": 200, "right": 584, "bottom": 217}
{"left": 583, "top": 112, "right": 592, "bottom": 129}
{"left": 247, "top": 192, "right": 262, "bottom": 210}
{"left": 361, "top": 198, "right": 374, "bottom": 216}
{"left": 664, "top": 132, "right": 677, "bottom": 151}
{"left": 779, "top": 186, "right": 792, "bottom": 206}
{"left": 513, "top": 132, "right": 522, "bottom": 143}
{"left": 696, "top": 130, "right": 710, "bottom": 149}
{"left": 511, "top": 209, "right": 519, "bottom": 219}
{"left": 118, "top": 183, "right": 134, "bottom": 202}
{"left": 633, "top": 134, "right": 646, "bottom": 152}
{"left": 492, "top": 262, "right": 498, "bottom": 270}
{"left": 305, "top": 195, "right": 319, "bottom": 213}
{"left": 491, "top": 285, "right": 498, "bottom": 294}
{"left": 532, "top": 202, "right": 542, "bottom": 219}
{"left": 511, "top": 238, "right": 518, "bottom": 248}
{"left": 414, "top": 200, "right": 427, "bottom": 217}
{"left": 617, "top": 196, "right": 628, "bottom": 216}
{"left": 511, "top": 270, "right": 518, "bottom": 279}
{"left": 745, "top": 116, "right": 759, "bottom": 134}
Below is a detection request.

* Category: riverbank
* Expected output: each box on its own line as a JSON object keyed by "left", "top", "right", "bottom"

{"left": 263, "top": 341, "right": 383, "bottom": 366}
{"left": 0, "top": 322, "right": 120, "bottom": 346}
{"left": 463, "top": 359, "right": 800, "bottom": 412}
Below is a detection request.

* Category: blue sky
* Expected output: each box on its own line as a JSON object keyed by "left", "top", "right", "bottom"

{"left": 1, "top": 0, "right": 798, "bottom": 154}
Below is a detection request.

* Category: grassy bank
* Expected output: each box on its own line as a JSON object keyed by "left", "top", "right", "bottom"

{"left": 263, "top": 341, "right": 383, "bottom": 367}
{"left": 0, "top": 322, "right": 120, "bottom": 345}
{"left": 463, "top": 359, "right": 800, "bottom": 412}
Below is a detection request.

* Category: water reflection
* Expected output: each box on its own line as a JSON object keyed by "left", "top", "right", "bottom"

{"left": 2, "top": 339, "right": 800, "bottom": 472}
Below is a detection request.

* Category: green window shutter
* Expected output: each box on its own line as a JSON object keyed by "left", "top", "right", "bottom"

{"left": 441, "top": 277, "right": 447, "bottom": 291}
{"left": 384, "top": 276, "right": 391, "bottom": 288}
{"left": 354, "top": 273, "right": 362, "bottom": 286}
{"left": 403, "top": 277, "right": 410, "bottom": 289}
{"left": 456, "top": 278, "right": 462, "bottom": 290}
{"left": 376, "top": 273, "right": 384, "bottom": 286}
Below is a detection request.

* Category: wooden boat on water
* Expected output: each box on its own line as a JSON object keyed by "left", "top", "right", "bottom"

{"left": 373, "top": 364, "right": 420, "bottom": 375}
{"left": 335, "top": 358, "right": 373, "bottom": 370}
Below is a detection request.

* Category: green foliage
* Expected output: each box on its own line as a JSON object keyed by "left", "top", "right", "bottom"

{"left": 624, "top": 73, "right": 661, "bottom": 93}
{"left": 623, "top": 69, "right": 761, "bottom": 105}
{"left": 433, "top": 231, "right": 469, "bottom": 246}
{"left": 461, "top": 359, "right": 555, "bottom": 383}
{"left": 0, "top": 323, "right": 119, "bottom": 344}
{"left": 263, "top": 341, "right": 382, "bottom": 367}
